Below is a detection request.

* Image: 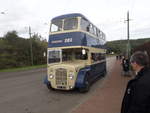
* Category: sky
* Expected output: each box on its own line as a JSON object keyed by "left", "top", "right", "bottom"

{"left": 0, "top": 0, "right": 150, "bottom": 41}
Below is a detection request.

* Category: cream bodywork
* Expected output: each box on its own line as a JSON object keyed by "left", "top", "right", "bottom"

{"left": 47, "top": 60, "right": 87, "bottom": 90}
{"left": 47, "top": 46, "right": 106, "bottom": 90}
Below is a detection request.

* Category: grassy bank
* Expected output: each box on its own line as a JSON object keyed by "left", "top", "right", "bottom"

{"left": 0, "top": 64, "right": 47, "bottom": 72}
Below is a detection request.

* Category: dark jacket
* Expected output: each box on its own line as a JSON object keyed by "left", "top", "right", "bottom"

{"left": 121, "top": 67, "right": 150, "bottom": 113}
{"left": 122, "top": 58, "right": 129, "bottom": 72}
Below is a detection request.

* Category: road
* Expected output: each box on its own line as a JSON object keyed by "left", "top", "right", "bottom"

{"left": 0, "top": 57, "right": 115, "bottom": 113}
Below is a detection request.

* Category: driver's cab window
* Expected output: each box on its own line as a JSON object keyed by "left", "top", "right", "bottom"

{"left": 62, "top": 50, "right": 72, "bottom": 61}
{"left": 75, "top": 49, "right": 88, "bottom": 60}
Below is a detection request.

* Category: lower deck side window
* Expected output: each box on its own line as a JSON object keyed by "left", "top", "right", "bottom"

{"left": 91, "top": 53, "right": 106, "bottom": 62}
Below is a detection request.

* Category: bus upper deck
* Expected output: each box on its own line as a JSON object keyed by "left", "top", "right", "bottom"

{"left": 49, "top": 13, "right": 106, "bottom": 49}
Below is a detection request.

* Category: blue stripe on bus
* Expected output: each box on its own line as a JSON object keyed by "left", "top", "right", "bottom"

{"left": 48, "top": 32, "right": 106, "bottom": 49}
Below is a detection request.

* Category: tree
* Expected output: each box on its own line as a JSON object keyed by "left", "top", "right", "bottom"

{"left": 0, "top": 31, "right": 48, "bottom": 69}
{"left": 31, "top": 34, "right": 47, "bottom": 65}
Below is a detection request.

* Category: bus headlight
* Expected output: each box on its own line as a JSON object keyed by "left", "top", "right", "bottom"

{"left": 69, "top": 72, "right": 74, "bottom": 80}
{"left": 49, "top": 74, "right": 54, "bottom": 79}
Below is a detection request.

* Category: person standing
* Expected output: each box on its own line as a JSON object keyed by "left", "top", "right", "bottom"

{"left": 121, "top": 51, "right": 150, "bottom": 113}
{"left": 122, "top": 56, "right": 130, "bottom": 76}
{"left": 116, "top": 55, "right": 118, "bottom": 60}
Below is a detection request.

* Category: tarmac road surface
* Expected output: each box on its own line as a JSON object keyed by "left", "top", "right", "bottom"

{"left": 0, "top": 57, "right": 115, "bottom": 113}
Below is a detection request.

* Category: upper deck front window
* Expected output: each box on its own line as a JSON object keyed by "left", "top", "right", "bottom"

{"left": 50, "top": 18, "right": 78, "bottom": 33}
{"left": 64, "top": 18, "right": 78, "bottom": 30}
{"left": 51, "top": 19, "right": 63, "bottom": 32}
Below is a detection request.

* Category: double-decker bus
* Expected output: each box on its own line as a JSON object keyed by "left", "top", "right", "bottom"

{"left": 44, "top": 13, "right": 106, "bottom": 92}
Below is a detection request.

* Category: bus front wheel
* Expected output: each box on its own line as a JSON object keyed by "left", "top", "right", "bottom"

{"left": 79, "top": 76, "right": 90, "bottom": 93}
{"left": 46, "top": 83, "right": 55, "bottom": 91}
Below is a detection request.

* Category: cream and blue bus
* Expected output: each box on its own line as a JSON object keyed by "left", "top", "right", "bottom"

{"left": 44, "top": 13, "right": 106, "bottom": 92}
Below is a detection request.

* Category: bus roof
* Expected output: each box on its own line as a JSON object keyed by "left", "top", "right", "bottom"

{"left": 51, "top": 13, "right": 88, "bottom": 21}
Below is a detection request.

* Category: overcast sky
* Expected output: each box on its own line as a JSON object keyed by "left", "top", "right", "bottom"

{"left": 0, "top": 0, "right": 150, "bottom": 41}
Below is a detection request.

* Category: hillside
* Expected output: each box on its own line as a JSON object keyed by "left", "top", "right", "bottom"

{"left": 106, "top": 38, "right": 150, "bottom": 54}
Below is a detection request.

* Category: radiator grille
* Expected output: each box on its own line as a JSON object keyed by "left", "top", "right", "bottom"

{"left": 55, "top": 68, "right": 67, "bottom": 86}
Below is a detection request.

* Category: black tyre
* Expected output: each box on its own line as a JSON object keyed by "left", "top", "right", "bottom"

{"left": 46, "top": 83, "right": 55, "bottom": 90}
{"left": 103, "top": 67, "right": 107, "bottom": 77}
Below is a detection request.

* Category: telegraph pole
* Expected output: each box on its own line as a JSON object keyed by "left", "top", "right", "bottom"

{"left": 125, "top": 11, "right": 132, "bottom": 76}
{"left": 29, "top": 26, "right": 33, "bottom": 66}
{"left": 126, "top": 11, "right": 131, "bottom": 59}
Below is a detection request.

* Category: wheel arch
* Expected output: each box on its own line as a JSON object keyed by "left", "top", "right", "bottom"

{"left": 75, "top": 66, "right": 91, "bottom": 88}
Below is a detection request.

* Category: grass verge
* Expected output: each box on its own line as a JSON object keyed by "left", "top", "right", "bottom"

{"left": 0, "top": 64, "right": 47, "bottom": 72}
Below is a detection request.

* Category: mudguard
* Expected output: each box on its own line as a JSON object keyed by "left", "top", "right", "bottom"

{"left": 75, "top": 66, "right": 91, "bottom": 88}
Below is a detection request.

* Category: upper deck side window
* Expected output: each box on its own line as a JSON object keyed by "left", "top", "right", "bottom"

{"left": 80, "top": 18, "right": 95, "bottom": 34}
{"left": 80, "top": 18, "right": 99, "bottom": 37}
{"left": 80, "top": 18, "right": 90, "bottom": 31}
